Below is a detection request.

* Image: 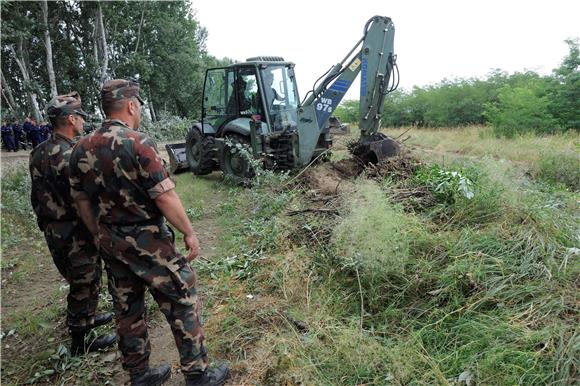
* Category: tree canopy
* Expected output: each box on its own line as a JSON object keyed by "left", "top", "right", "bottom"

{"left": 1, "top": 0, "right": 231, "bottom": 121}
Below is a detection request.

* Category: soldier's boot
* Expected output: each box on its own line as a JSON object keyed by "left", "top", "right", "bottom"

{"left": 130, "top": 363, "right": 171, "bottom": 386}
{"left": 185, "top": 364, "right": 230, "bottom": 386}
{"left": 70, "top": 331, "right": 117, "bottom": 356}
{"left": 93, "top": 312, "right": 114, "bottom": 328}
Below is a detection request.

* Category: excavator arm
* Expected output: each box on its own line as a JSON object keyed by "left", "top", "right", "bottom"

{"left": 297, "top": 16, "right": 399, "bottom": 165}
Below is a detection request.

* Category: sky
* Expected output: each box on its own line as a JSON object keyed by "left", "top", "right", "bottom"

{"left": 191, "top": 0, "right": 580, "bottom": 100}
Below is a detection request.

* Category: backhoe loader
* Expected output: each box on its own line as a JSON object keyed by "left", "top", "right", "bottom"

{"left": 167, "top": 15, "right": 400, "bottom": 179}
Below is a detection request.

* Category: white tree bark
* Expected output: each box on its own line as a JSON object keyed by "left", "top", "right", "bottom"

{"left": 149, "top": 98, "right": 157, "bottom": 122}
{"left": 134, "top": 9, "right": 145, "bottom": 54}
{"left": 9, "top": 42, "right": 42, "bottom": 121}
{"left": 41, "top": 0, "right": 58, "bottom": 98}
{"left": 96, "top": 2, "right": 109, "bottom": 85}
{"left": 1, "top": 69, "right": 18, "bottom": 115}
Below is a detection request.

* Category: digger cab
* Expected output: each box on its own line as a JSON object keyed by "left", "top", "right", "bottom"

{"left": 201, "top": 57, "right": 299, "bottom": 137}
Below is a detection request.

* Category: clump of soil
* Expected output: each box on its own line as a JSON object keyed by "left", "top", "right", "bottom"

{"left": 299, "top": 159, "right": 364, "bottom": 195}
{"left": 299, "top": 153, "right": 422, "bottom": 194}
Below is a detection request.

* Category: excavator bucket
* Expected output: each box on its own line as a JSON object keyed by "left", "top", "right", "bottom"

{"left": 165, "top": 143, "right": 190, "bottom": 174}
{"left": 349, "top": 133, "right": 400, "bottom": 164}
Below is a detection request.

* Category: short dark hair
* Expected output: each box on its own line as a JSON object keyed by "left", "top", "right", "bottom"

{"left": 102, "top": 98, "right": 130, "bottom": 116}
{"left": 49, "top": 115, "right": 69, "bottom": 129}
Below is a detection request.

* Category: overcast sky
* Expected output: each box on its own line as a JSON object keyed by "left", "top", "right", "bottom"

{"left": 191, "top": 0, "right": 579, "bottom": 100}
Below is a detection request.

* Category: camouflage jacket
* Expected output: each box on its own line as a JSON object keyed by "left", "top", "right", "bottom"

{"left": 69, "top": 119, "right": 175, "bottom": 225}
{"left": 29, "top": 133, "right": 78, "bottom": 230}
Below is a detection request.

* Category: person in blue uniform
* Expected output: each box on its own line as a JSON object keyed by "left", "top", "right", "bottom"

{"left": 12, "top": 119, "right": 24, "bottom": 150}
{"left": 1, "top": 121, "right": 17, "bottom": 151}
{"left": 30, "top": 119, "right": 41, "bottom": 148}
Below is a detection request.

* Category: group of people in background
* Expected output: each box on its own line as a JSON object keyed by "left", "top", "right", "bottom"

{"left": 1, "top": 118, "right": 53, "bottom": 152}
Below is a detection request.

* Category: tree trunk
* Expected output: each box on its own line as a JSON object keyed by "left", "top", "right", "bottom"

{"left": 96, "top": 2, "right": 109, "bottom": 85}
{"left": 41, "top": 0, "right": 58, "bottom": 98}
{"left": 10, "top": 42, "right": 42, "bottom": 121}
{"left": 93, "top": 22, "right": 99, "bottom": 69}
{"left": 134, "top": 9, "right": 145, "bottom": 54}
{"left": 1, "top": 69, "right": 18, "bottom": 115}
{"left": 92, "top": 18, "right": 103, "bottom": 115}
{"left": 149, "top": 98, "right": 157, "bottom": 122}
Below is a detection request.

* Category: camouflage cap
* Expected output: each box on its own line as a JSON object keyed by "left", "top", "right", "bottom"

{"left": 101, "top": 79, "right": 144, "bottom": 106}
{"left": 46, "top": 91, "right": 88, "bottom": 119}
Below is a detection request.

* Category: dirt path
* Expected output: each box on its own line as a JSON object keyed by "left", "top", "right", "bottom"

{"left": 0, "top": 148, "right": 32, "bottom": 177}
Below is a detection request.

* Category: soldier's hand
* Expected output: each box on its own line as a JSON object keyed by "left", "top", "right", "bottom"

{"left": 184, "top": 233, "right": 200, "bottom": 261}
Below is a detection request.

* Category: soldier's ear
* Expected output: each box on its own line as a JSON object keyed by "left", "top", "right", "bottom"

{"left": 128, "top": 98, "right": 138, "bottom": 115}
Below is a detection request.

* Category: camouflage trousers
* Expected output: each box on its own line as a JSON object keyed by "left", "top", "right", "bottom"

{"left": 43, "top": 220, "right": 102, "bottom": 332}
{"left": 98, "top": 221, "right": 208, "bottom": 376}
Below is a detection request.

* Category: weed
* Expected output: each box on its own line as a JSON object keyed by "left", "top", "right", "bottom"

{"left": 536, "top": 149, "right": 580, "bottom": 191}
{"left": 223, "top": 137, "right": 291, "bottom": 187}
{"left": 199, "top": 248, "right": 266, "bottom": 280}
{"left": 415, "top": 164, "right": 475, "bottom": 203}
{"left": 1, "top": 168, "right": 39, "bottom": 258}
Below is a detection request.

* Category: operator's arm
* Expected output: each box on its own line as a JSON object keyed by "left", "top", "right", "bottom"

{"left": 155, "top": 189, "right": 200, "bottom": 261}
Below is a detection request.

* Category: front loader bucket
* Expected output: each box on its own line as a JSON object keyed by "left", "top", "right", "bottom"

{"left": 349, "top": 133, "right": 400, "bottom": 164}
{"left": 165, "top": 143, "right": 190, "bottom": 174}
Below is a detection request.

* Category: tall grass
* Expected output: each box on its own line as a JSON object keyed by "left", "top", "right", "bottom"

{"left": 299, "top": 156, "right": 579, "bottom": 384}
{"left": 0, "top": 168, "right": 41, "bottom": 266}
{"left": 388, "top": 126, "right": 578, "bottom": 166}
{"left": 536, "top": 149, "right": 580, "bottom": 191}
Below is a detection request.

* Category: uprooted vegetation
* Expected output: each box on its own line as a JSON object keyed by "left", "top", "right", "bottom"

{"left": 195, "top": 148, "right": 578, "bottom": 385}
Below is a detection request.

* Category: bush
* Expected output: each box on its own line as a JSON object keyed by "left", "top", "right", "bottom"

{"left": 485, "top": 82, "right": 560, "bottom": 137}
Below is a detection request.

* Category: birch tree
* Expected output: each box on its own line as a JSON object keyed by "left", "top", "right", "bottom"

{"left": 9, "top": 41, "right": 42, "bottom": 121}
{"left": 40, "top": 0, "right": 57, "bottom": 98}
{"left": 96, "top": 2, "right": 109, "bottom": 85}
{"left": 1, "top": 69, "right": 18, "bottom": 116}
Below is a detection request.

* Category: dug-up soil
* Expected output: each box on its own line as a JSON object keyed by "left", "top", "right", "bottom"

{"left": 299, "top": 153, "right": 421, "bottom": 195}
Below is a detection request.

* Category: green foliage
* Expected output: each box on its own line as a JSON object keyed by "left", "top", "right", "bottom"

{"left": 199, "top": 249, "right": 266, "bottom": 280}
{"left": 0, "top": 168, "right": 39, "bottom": 258}
{"left": 415, "top": 164, "right": 476, "bottom": 203}
{"left": 303, "top": 156, "right": 578, "bottom": 385}
{"left": 1, "top": 0, "right": 231, "bottom": 120}
{"left": 140, "top": 112, "right": 193, "bottom": 141}
{"left": 485, "top": 80, "right": 559, "bottom": 137}
{"left": 223, "top": 137, "right": 291, "bottom": 187}
{"left": 332, "top": 99, "right": 360, "bottom": 124}
{"left": 548, "top": 38, "right": 580, "bottom": 129}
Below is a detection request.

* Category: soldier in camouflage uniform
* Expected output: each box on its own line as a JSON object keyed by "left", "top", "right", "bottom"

{"left": 29, "top": 92, "right": 116, "bottom": 356}
{"left": 69, "top": 80, "right": 229, "bottom": 386}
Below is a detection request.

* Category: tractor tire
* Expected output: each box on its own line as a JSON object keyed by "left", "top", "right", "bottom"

{"left": 219, "top": 134, "right": 255, "bottom": 185}
{"left": 186, "top": 126, "right": 217, "bottom": 175}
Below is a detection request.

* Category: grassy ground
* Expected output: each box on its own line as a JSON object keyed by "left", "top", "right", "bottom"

{"left": 388, "top": 126, "right": 578, "bottom": 164}
{"left": 1, "top": 126, "right": 578, "bottom": 385}
{"left": 387, "top": 126, "right": 580, "bottom": 190}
